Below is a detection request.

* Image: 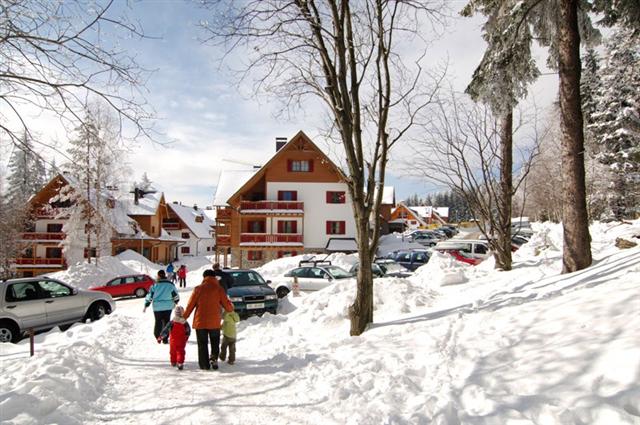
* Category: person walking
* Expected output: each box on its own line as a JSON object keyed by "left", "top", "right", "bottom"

{"left": 212, "top": 263, "right": 233, "bottom": 293}
{"left": 157, "top": 306, "right": 191, "bottom": 370}
{"left": 143, "top": 270, "right": 179, "bottom": 344}
{"left": 183, "top": 269, "right": 234, "bottom": 370}
{"left": 166, "top": 262, "right": 175, "bottom": 283}
{"left": 177, "top": 264, "right": 187, "bottom": 288}
{"left": 219, "top": 310, "right": 240, "bottom": 365}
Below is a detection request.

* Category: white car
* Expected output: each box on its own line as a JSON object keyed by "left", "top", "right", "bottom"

{"left": 433, "top": 239, "right": 491, "bottom": 260}
{"left": 271, "top": 263, "right": 353, "bottom": 298}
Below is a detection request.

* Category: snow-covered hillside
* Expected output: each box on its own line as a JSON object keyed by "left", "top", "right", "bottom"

{"left": 1, "top": 221, "right": 639, "bottom": 424}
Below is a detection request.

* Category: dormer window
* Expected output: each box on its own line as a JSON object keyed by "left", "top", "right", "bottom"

{"left": 195, "top": 215, "right": 204, "bottom": 223}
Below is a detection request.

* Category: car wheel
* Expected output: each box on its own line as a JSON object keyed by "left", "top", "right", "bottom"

{"left": 134, "top": 288, "right": 146, "bottom": 298}
{"left": 88, "top": 302, "right": 108, "bottom": 322}
{"left": 0, "top": 321, "right": 20, "bottom": 343}
{"left": 276, "top": 287, "right": 290, "bottom": 299}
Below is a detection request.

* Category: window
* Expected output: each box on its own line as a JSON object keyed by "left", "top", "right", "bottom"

{"left": 84, "top": 248, "right": 97, "bottom": 258}
{"left": 277, "top": 251, "right": 297, "bottom": 258}
{"left": 287, "top": 159, "right": 313, "bottom": 172}
{"left": 248, "top": 250, "right": 263, "bottom": 261}
{"left": 412, "top": 252, "right": 429, "bottom": 263}
{"left": 107, "top": 278, "right": 121, "bottom": 287}
{"left": 181, "top": 232, "right": 190, "bottom": 239}
{"left": 47, "top": 223, "right": 63, "bottom": 233}
{"left": 289, "top": 268, "right": 308, "bottom": 278}
{"left": 5, "top": 282, "right": 41, "bottom": 302}
{"left": 247, "top": 220, "right": 265, "bottom": 233}
{"left": 326, "top": 191, "right": 346, "bottom": 204}
{"left": 38, "top": 280, "right": 72, "bottom": 298}
{"left": 278, "top": 191, "right": 298, "bottom": 201}
{"left": 46, "top": 247, "right": 62, "bottom": 258}
{"left": 181, "top": 246, "right": 190, "bottom": 254}
{"left": 326, "top": 221, "right": 346, "bottom": 235}
{"left": 277, "top": 220, "right": 297, "bottom": 234}
{"left": 195, "top": 216, "right": 203, "bottom": 223}
{"left": 474, "top": 244, "right": 488, "bottom": 255}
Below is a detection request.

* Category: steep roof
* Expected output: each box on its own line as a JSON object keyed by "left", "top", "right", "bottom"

{"left": 212, "top": 169, "right": 259, "bottom": 206}
{"left": 167, "top": 203, "right": 215, "bottom": 239}
{"left": 123, "top": 190, "right": 163, "bottom": 216}
{"left": 224, "top": 131, "right": 346, "bottom": 205}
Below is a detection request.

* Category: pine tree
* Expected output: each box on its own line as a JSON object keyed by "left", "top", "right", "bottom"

{"left": 6, "top": 132, "right": 47, "bottom": 204}
{"left": 588, "top": 28, "right": 640, "bottom": 219}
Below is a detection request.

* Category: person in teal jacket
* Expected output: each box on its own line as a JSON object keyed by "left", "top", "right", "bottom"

{"left": 143, "top": 270, "right": 179, "bottom": 343}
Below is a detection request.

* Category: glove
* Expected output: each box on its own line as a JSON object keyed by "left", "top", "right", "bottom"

{"left": 156, "top": 337, "right": 162, "bottom": 344}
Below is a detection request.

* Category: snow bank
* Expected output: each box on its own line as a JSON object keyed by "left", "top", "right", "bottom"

{"left": 256, "top": 252, "right": 358, "bottom": 279}
{"left": 49, "top": 256, "right": 138, "bottom": 288}
{"left": 411, "top": 251, "right": 470, "bottom": 286}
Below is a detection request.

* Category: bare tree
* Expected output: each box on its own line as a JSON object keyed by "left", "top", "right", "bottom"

{"left": 0, "top": 0, "right": 155, "bottom": 153}
{"left": 201, "top": 0, "right": 446, "bottom": 335}
{"left": 409, "top": 93, "right": 540, "bottom": 269}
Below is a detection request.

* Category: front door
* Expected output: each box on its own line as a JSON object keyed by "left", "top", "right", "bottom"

{"left": 3, "top": 281, "right": 47, "bottom": 330}
{"left": 37, "top": 280, "right": 84, "bottom": 324}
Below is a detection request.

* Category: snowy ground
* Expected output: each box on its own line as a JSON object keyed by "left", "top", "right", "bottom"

{"left": 1, "top": 221, "right": 639, "bottom": 424}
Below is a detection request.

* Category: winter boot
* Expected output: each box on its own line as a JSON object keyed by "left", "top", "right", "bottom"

{"left": 210, "top": 357, "right": 219, "bottom": 370}
{"left": 177, "top": 364, "right": 184, "bottom": 370}
{"left": 171, "top": 362, "right": 177, "bottom": 367}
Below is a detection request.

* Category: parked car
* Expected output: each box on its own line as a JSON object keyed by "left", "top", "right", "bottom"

{"left": 89, "top": 274, "right": 154, "bottom": 298}
{"left": 226, "top": 270, "right": 278, "bottom": 318}
{"left": 410, "top": 232, "right": 441, "bottom": 247}
{"left": 373, "top": 259, "right": 413, "bottom": 277}
{"left": 436, "top": 248, "right": 482, "bottom": 265}
{"left": 0, "top": 277, "right": 115, "bottom": 343}
{"left": 272, "top": 262, "right": 353, "bottom": 298}
{"left": 385, "top": 250, "right": 431, "bottom": 271}
{"left": 433, "top": 240, "right": 490, "bottom": 260}
{"left": 348, "top": 263, "right": 386, "bottom": 278}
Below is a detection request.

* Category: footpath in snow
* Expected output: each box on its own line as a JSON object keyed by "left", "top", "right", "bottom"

{"left": 1, "top": 221, "right": 639, "bottom": 424}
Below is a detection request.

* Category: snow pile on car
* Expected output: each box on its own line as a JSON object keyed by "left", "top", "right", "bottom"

{"left": 256, "top": 252, "right": 358, "bottom": 279}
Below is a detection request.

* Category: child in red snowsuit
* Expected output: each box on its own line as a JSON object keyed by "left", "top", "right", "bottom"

{"left": 177, "top": 265, "right": 187, "bottom": 288}
{"left": 158, "top": 306, "right": 191, "bottom": 370}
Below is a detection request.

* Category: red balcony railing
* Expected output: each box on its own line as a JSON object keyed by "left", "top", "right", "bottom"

{"left": 20, "top": 232, "right": 65, "bottom": 241}
{"left": 216, "top": 235, "right": 231, "bottom": 246}
{"left": 14, "top": 258, "right": 65, "bottom": 266}
{"left": 216, "top": 208, "right": 232, "bottom": 220}
{"left": 33, "top": 207, "right": 64, "bottom": 218}
{"left": 240, "top": 233, "right": 303, "bottom": 244}
{"left": 240, "top": 201, "right": 304, "bottom": 211}
{"left": 162, "top": 220, "right": 180, "bottom": 230}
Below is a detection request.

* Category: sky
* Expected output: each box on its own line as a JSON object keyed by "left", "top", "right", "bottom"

{"left": 2, "top": 0, "right": 559, "bottom": 208}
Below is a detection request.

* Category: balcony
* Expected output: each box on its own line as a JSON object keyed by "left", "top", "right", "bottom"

{"left": 14, "top": 258, "right": 66, "bottom": 266}
{"left": 240, "top": 233, "right": 303, "bottom": 245}
{"left": 216, "top": 235, "right": 231, "bottom": 246}
{"left": 20, "top": 232, "right": 65, "bottom": 241}
{"left": 33, "top": 207, "right": 64, "bottom": 219}
{"left": 240, "top": 201, "right": 304, "bottom": 214}
{"left": 162, "top": 220, "right": 181, "bottom": 230}
{"left": 216, "top": 208, "right": 232, "bottom": 220}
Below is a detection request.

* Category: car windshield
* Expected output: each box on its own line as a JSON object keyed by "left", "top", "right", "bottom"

{"left": 229, "top": 271, "right": 266, "bottom": 286}
{"left": 325, "top": 266, "right": 352, "bottom": 279}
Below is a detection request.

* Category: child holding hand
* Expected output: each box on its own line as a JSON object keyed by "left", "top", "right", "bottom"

{"left": 158, "top": 306, "right": 191, "bottom": 370}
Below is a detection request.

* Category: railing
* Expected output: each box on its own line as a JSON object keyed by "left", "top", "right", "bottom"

{"left": 162, "top": 221, "right": 180, "bottom": 230}
{"left": 14, "top": 258, "right": 65, "bottom": 266}
{"left": 216, "top": 235, "right": 231, "bottom": 246}
{"left": 240, "top": 201, "right": 304, "bottom": 211}
{"left": 240, "top": 233, "right": 303, "bottom": 244}
{"left": 33, "top": 207, "right": 63, "bottom": 218}
{"left": 216, "top": 208, "right": 233, "bottom": 220}
{"left": 20, "top": 232, "right": 65, "bottom": 241}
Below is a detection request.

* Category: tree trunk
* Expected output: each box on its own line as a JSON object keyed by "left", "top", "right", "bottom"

{"left": 496, "top": 111, "right": 513, "bottom": 270}
{"left": 558, "top": 0, "right": 592, "bottom": 273}
{"left": 349, "top": 207, "right": 374, "bottom": 336}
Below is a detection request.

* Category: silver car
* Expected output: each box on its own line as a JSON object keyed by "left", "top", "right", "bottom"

{"left": 0, "top": 277, "right": 115, "bottom": 343}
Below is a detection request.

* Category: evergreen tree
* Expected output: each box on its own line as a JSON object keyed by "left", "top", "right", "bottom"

{"left": 6, "top": 132, "right": 47, "bottom": 204}
{"left": 588, "top": 28, "right": 640, "bottom": 219}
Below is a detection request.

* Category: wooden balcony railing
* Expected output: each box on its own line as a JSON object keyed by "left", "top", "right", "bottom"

{"left": 240, "top": 201, "right": 304, "bottom": 211}
{"left": 216, "top": 208, "right": 233, "bottom": 220}
{"left": 14, "top": 258, "right": 65, "bottom": 266}
{"left": 162, "top": 220, "right": 181, "bottom": 230}
{"left": 20, "top": 232, "right": 65, "bottom": 241}
{"left": 216, "top": 235, "right": 231, "bottom": 246}
{"left": 33, "top": 207, "right": 63, "bottom": 218}
{"left": 240, "top": 233, "right": 303, "bottom": 244}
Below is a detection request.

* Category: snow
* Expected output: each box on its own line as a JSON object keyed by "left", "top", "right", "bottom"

{"left": 167, "top": 202, "right": 215, "bottom": 239}
{"left": 2, "top": 221, "right": 640, "bottom": 424}
{"left": 377, "top": 232, "right": 427, "bottom": 256}
{"left": 123, "top": 190, "right": 163, "bottom": 216}
{"left": 212, "top": 169, "right": 258, "bottom": 206}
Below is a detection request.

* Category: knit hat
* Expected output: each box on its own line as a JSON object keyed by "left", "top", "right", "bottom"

{"left": 174, "top": 306, "right": 185, "bottom": 317}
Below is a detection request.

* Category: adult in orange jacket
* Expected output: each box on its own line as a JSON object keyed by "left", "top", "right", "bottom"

{"left": 183, "top": 269, "right": 234, "bottom": 370}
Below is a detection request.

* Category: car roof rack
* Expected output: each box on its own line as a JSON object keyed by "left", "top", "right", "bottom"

{"left": 298, "top": 260, "right": 332, "bottom": 267}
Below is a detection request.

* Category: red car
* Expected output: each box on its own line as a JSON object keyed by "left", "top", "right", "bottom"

{"left": 90, "top": 274, "right": 154, "bottom": 298}
{"left": 440, "top": 249, "right": 482, "bottom": 266}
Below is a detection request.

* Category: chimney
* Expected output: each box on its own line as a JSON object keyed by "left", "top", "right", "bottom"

{"left": 134, "top": 187, "right": 140, "bottom": 205}
{"left": 193, "top": 204, "right": 198, "bottom": 211}
{"left": 276, "top": 137, "right": 287, "bottom": 152}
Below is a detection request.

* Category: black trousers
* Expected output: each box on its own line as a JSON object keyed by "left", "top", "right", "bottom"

{"left": 195, "top": 329, "right": 220, "bottom": 369}
{"left": 179, "top": 277, "right": 186, "bottom": 288}
{"left": 220, "top": 336, "right": 236, "bottom": 363}
{"left": 153, "top": 310, "right": 171, "bottom": 342}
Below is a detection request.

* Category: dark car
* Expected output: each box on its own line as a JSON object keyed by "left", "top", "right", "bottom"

{"left": 226, "top": 270, "right": 278, "bottom": 318}
{"left": 386, "top": 250, "right": 431, "bottom": 271}
{"left": 373, "top": 259, "right": 413, "bottom": 277}
{"left": 89, "top": 274, "right": 154, "bottom": 298}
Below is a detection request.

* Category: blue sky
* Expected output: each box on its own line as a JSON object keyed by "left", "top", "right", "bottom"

{"left": 7, "top": 1, "right": 557, "bottom": 207}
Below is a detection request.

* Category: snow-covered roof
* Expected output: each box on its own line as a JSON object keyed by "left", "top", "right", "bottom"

{"left": 325, "top": 238, "right": 358, "bottom": 252}
{"left": 124, "top": 190, "right": 163, "bottom": 216}
{"left": 434, "top": 207, "right": 449, "bottom": 218}
{"left": 213, "top": 170, "right": 258, "bottom": 206}
{"left": 168, "top": 203, "right": 215, "bottom": 239}
{"left": 372, "top": 186, "right": 395, "bottom": 205}
{"left": 407, "top": 205, "right": 449, "bottom": 220}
